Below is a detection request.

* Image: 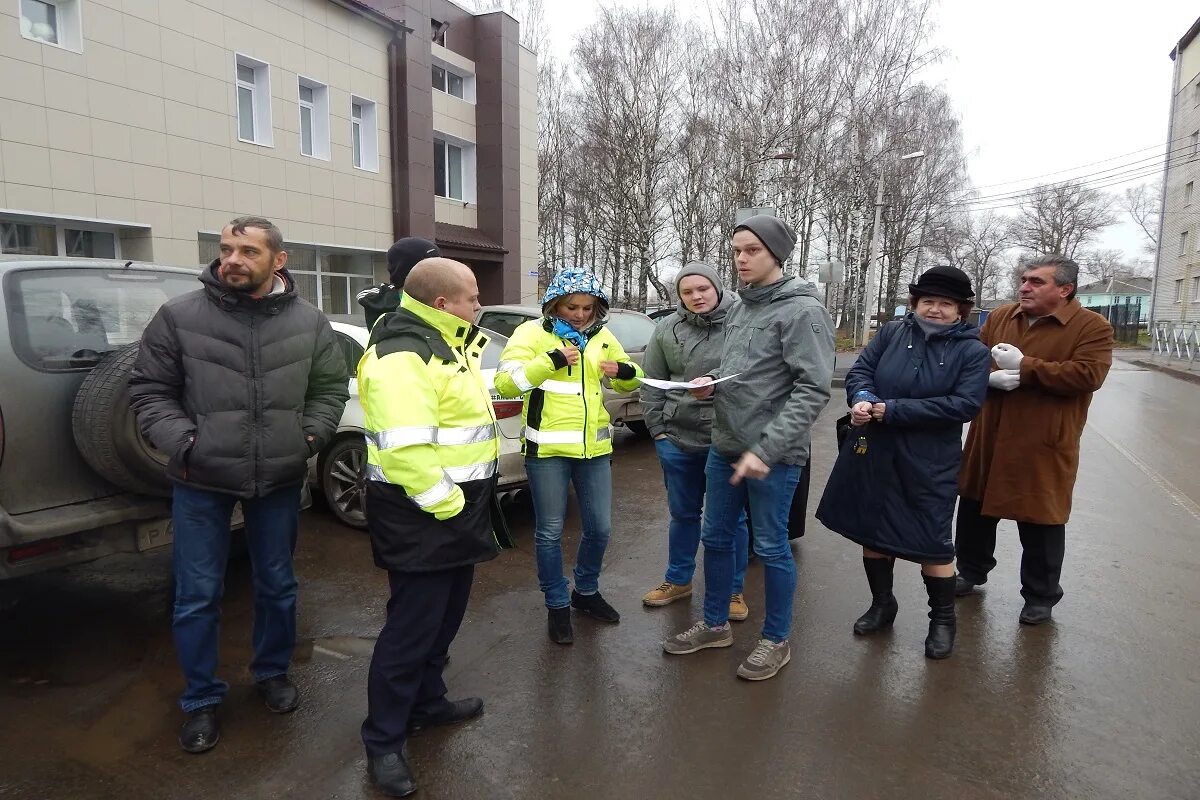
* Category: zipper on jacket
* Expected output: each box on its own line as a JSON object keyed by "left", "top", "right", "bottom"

{"left": 249, "top": 314, "right": 260, "bottom": 495}
{"left": 576, "top": 338, "right": 590, "bottom": 459}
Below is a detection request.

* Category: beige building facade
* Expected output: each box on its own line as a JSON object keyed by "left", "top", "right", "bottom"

{"left": 1154, "top": 16, "right": 1200, "bottom": 325}
{"left": 1, "top": 0, "right": 536, "bottom": 313}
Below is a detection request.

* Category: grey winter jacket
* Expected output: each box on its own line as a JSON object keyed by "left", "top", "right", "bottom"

{"left": 641, "top": 292, "right": 736, "bottom": 452}
{"left": 129, "top": 262, "right": 349, "bottom": 498}
{"left": 711, "top": 276, "right": 835, "bottom": 466}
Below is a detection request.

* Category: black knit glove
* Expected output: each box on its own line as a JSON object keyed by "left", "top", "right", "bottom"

{"left": 614, "top": 362, "right": 636, "bottom": 380}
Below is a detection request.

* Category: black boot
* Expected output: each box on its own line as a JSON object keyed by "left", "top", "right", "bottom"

{"left": 367, "top": 752, "right": 417, "bottom": 797}
{"left": 923, "top": 574, "right": 956, "bottom": 660}
{"left": 853, "top": 557, "right": 898, "bottom": 635}
{"left": 179, "top": 706, "right": 221, "bottom": 754}
{"left": 548, "top": 606, "right": 573, "bottom": 644}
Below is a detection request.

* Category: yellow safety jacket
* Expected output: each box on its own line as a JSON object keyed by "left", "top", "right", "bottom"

{"left": 357, "top": 294, "right": 500, "bottom": 571}
{"left": 494, "top": 318, "right": 642, "bottom": 459}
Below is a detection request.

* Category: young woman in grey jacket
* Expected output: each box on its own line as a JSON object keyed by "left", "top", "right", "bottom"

{"left": 640, "top": 263, "right": 751, "bottom": 622}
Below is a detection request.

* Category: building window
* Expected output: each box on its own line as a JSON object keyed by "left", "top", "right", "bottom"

{"left": 64, "top": 228, "right": 116, "bottom": 258}
{"left": 1187, "top": 182, "right": 1195, "bottom": 206}
{"left": 432, "top": 64, "right": 466, "bottom": 99}
{"left": 1, "top": 220, "right": 120, "bottom": 258}
{"left": 1176, "top": 279, "right": 1185, "bottom": 302}
{"left": 1192, "top": 131, "right": 1199, "bottom": 158}
{"left": 1180, "top": 230, "right": 1189, "bottom": 256}
{"left": 0, "top": 221, "right": 56, "bottom": 255}
{"left": 435, "top": 139, "right": 464, "bottom": 201}
{"left": 297, "top": 78, "right": 330, "bottom": 159}
{"left": 351, "top": 96, "right": 379, "bottom": 172}
{"left": 19, "top": 0, "right": 80, "bottom": 50}
{"left": 431, "top": 18, "right": 447, "bottom": 46}
{"left": 1193, "top": 276, "right": 1200, "bottom": 303}
{"left": 235, "top": 54, "right": 273, "bottom": 146}
{"left": 1194, "top": 81, "right": 1200, "bottom": 106}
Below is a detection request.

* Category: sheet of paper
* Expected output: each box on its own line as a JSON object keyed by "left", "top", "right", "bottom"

{"left": 637, "top": 373, "right": 741, "bottom": 391}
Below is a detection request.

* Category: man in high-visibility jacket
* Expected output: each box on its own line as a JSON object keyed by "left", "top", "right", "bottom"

{"left": 357, "top": 258, "right": 499, "bottom": 798}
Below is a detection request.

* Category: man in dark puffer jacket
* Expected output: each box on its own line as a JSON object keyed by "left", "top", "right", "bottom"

{"left": 130, "top": 216, "right": 348, "bottom": 754}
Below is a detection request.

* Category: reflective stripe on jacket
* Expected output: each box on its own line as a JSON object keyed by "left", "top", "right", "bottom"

{"left": 494, "top": 318, "right": 642, "bottom": 459}
{"left": 357, "top": 293, "right": 500, "bottom": 571}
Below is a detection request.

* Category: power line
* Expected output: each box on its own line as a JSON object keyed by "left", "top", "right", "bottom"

{"left": 944, "top": 143, "right": 1190, "bottom": 206}
{"left": 963, "top": 133, "right": 1196, "bottom": 192}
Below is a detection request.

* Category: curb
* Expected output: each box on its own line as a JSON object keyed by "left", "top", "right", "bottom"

{"left": 1129, "top": 359, "right": 1200, "bottom": 386}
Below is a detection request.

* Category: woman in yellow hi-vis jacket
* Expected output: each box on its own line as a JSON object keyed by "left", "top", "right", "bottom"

{"left": 495, "top": 266, "right": 643, "bottom": 644}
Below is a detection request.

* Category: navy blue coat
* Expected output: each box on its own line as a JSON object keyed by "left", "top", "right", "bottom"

{"left": 816, "top": 315, "right": 990, "bottom": 562}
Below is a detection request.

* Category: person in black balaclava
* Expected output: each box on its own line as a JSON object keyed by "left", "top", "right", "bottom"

{"left": 357, "top": 237, "right": 441, "bottom": 329}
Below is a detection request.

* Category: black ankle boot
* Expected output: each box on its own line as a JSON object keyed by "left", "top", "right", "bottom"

{"left": 853, "top": 557, "right": 898, "bottom": 635}
{"left": 923, "top": 574, "right": 956, "bottom": 659}
{"left": 547, "top": 606, "right": 573, "bottom": 644}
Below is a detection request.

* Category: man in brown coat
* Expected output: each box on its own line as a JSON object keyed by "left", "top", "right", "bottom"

{"left": 955, "top": 254, "right": 1114, "bottom": 625}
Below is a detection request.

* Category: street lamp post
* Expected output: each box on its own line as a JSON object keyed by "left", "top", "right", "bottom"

{"left": 860, "top": 149, "right": 924, "bottom": 347}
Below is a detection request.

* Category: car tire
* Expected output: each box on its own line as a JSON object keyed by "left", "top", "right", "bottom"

{"left": 625, "top": 419, "right": 650, "bottom": 438}
{"left": 320, "top": 435, "right": 368, "bottom": 529}
{"left": 72, "top": 342, "right": 173, "bottom": 497}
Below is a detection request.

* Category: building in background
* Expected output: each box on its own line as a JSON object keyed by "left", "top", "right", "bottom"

{"left": 0, "top": 0, "right": 536, "bottom": 313}
{"left": 1076, "top": 277, "right": 1152, "bottom": 323}
{"left": 1152, "top": 15, "right": 1200, "bottom": 325}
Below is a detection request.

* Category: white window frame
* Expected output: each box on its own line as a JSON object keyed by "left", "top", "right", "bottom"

{"left": 351, "top": 96, "right": 380, "bottom": 172}
{"left": 434, "top": 133, "right": 476, "bottom": 204}
{"left": 1192, "top": 276, "right": 1200, "bottom": 303}
{"left": 1180, "top": 230, "right": 1189, "bottom": 256}
{"left": 297, "top": 76, "right": 330, "bottom": 160}
{"left": 1187, "top": 182, "right": 1195, "bottom": 206}
{"left": 234, "top": 53, "right": 274, "bottom": 147}
{"left": 0, "top": 216, "right": 122, "bottom": 258}
{"left": 431, "top": 57, "right": 476, "bottom": 104}
{"left": 1175, "top": 278, "right": 1184, "bottom": 303}
{"left": 18, "top": 0, "right": 82, "bottom": 51}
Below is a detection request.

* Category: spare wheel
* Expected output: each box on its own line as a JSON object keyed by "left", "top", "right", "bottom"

{"left": 72, "top": 342, "right": 173, "bottom": 497}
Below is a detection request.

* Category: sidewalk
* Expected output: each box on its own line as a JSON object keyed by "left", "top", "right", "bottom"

{"left": 1116, "top": 348, "right": 1200, "bottom": 386}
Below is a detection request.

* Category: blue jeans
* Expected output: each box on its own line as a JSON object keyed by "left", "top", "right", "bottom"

{"left": 654, "top": 438, "right": 748, "bottom": 593}
{"left": 701, "top": 450, "right": 800, "bottom": 641}
{"left": 171, "top": 483, "right": 301, "bottom": 712}
{"left": 525, "top": 455, "right": 612, "bottom": 609}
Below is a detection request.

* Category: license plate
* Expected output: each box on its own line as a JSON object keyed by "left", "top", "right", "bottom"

{"left": 136, "top": 503, "right": 244, "bottom": 552}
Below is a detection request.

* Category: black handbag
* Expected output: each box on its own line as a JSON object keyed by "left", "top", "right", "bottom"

{"left": 836, "top": 413, "right": 853, "bottom": 448}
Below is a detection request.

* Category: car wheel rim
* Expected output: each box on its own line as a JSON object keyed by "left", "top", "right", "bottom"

{"left": 328, "top": 446, "right": 366, "bottom": 524}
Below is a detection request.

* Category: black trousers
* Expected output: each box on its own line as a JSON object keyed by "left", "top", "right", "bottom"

{"left": 361, "top": 564, "right": 475, "bottom": 756}
{"left": 954, "top": 498, "right": 1066, "bottom": 607}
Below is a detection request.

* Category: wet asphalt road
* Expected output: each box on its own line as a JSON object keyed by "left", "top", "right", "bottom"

{"left": 1, "top": 354, "right": 1197, "bottom": 799}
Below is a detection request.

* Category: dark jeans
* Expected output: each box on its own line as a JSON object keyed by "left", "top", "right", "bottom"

{"left": 701, "top": 450, "right": 801, "bottom": 641}
{"left": 654, "top": 438, "right": 748, "bottom": 593}
{"left": 954, "top": 497, "right": 1066, "bottom": 606}
{"left": 171, "top": 483, "right": 301, "bottom": 713}
{"left": 361, "top": 565, "right": 474, "bottom": 757}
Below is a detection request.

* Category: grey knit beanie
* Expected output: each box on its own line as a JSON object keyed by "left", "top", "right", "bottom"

{"left": 674, "top": 261, "right": 723, "bottom": 302}
{"left": 734, "top": 215, "right": 797, "bottom": 265}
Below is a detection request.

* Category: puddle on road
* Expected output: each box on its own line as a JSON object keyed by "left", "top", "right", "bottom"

{"left": 299, "top": 636, "right": 379, "bottom": 661}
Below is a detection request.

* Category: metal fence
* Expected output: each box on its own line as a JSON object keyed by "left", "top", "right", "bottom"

{"left": 1150, "top": 321, "right": 1200, "bottom": 371}
{"left": 1085, "top": 302, "right": 1143, "bottom": 345}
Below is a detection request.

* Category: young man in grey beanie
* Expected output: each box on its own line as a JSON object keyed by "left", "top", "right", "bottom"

{"left": 640, "top": 262, "right": 751, "bottom": 621}
{"left": 663, "top": 215, "right": 835, "bottom": 681}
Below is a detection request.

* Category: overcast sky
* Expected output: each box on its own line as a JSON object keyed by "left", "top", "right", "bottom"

{"left": 537, "top": 0, "right": 1199, "bottom": 265}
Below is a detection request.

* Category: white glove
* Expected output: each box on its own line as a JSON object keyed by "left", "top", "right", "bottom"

{"left": 991, "top": 343, "right": 1024, "bottom": 370}
{"left": 988, "top": 369, "right": 1020, "bottom": 391}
